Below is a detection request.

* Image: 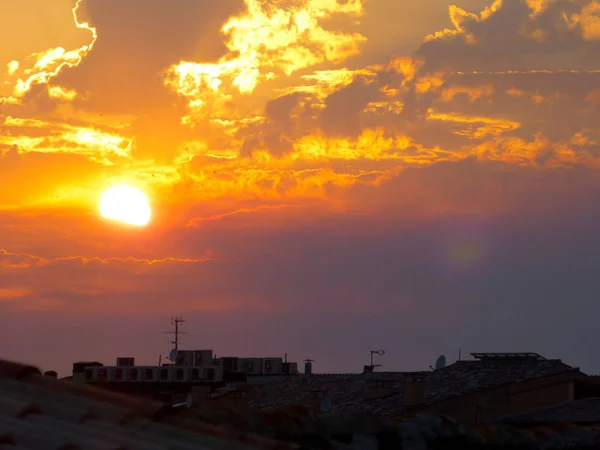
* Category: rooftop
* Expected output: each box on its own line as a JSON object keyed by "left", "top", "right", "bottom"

{"left": 246, "top": 355, "right": 572, "bottom": 416}
{"left": 0, "top": 359, "right": 289, "bottom": 450}
{"left": 422, "top": 356, "right": 571, "bottom": 405}
{"left": 3, "top": 357, "right": 600, "bottom": 449}
{"left": 492, "top": 397, "right": 600, "bottom": 425}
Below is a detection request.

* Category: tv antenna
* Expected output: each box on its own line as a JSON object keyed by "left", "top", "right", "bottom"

{"left": 164, "top": 317, "right": 188, "bottom": 350}
{"left": 370, "top": 349, "right": 385, "bottom": 368}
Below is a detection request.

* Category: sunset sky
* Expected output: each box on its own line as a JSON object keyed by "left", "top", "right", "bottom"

{"left": 2, "top": 0, "right": 600, "bottom": 376}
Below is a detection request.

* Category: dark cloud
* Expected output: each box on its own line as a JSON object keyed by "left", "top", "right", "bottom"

{"left": 238, "top": 93, "right": 303, "bottom": 157}
{"left": 319, "top": 77, "right": 381, "bottom": 137}
{"left": 265, "top": 93, "right": 301, "bottom": 133}
{"left": 303, "top": 0, "right": 600, "bottom": 160}
{"left": 416, "top": 0, "right": 600, "bottom": 73}
{"left": 432, "top": 71, "right": 600, "bottom": 145}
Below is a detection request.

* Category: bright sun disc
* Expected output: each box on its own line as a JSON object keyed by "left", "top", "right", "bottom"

{"left": 99, "top": 185, "right": 151, "bottom": 226}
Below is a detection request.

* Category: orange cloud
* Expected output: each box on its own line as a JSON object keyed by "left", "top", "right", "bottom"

{"left": 585, "top": 88, "right": 600, "bottom": 102}
{"left": 426, "top": 110, "right": 521, "bottom": 139}
{"left": 187, "top": 204, "right": 297, "bottom": 227}
{"left": 424, "top": 1, "right": 503, "bottom": 43}
{"left": 0, "top": 116, "right": 132, "bottom": 164}
{"left": 0, "top": 249, "right": 217, "bottom": 270}
{"left": 568, "top": 1, "right": 600, "bottom": 40}
{"left": 164, "top": 0, "right": 367, "bottom": 123}
{"left": 439, "top": 85, "right": 494, "bottom": 103}
{"left": 2, "top": 0, "right": 598, "bottom": 218}
{"left": 4, "top": 0, "right": 97, "bottom": 101}
{"left": 526, "top": 0, "right": 550, "bottom": 16}
{"left": 0, "top": 287, "right": 30, "bottom": 300}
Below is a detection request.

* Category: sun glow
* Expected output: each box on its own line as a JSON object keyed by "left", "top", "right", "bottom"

{"left": 99, "top": 185, "right": 152, "bottom": 226}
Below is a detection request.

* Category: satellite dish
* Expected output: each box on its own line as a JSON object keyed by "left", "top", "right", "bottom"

{"left": 320, "top": 396, "right": 332, "bottom": 413}
{"left": 435, "top": 355, "right": 446, "bottom": 370}
{"left": 185, "top": 393, "right": 193, "bottom": 408}
{"left": 169, "top": 349, "right": 179, "bottom": 361}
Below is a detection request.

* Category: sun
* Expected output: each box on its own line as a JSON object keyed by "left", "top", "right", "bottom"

{"left": 99, "top": 185, "right": 152, "bottom": 226}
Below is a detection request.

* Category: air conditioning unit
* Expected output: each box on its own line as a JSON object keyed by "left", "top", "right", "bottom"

{"left": 178, "top": 351, "right": 194, "bottom": 367}
{"left": 242, "top": 358, "right": 264, "bottom": 374}
{"left": 264, "top": 358, "right": 283, "bottom": 374}
{"left": 193, "top": 350, "right": 213, "bottom": 366}
{"left": 116, "top": 357, "right": 135, "bottom": 367}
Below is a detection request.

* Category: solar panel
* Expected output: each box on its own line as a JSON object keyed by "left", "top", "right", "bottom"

{"left": 470, "top": 352, "right": 547, "bottom": 361}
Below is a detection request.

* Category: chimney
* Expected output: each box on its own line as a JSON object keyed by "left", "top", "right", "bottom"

{"left": 403, "top": 379, "right": 425, "bottom": 408}
{"left": 304, "top": 359, "right": 313, "bottom": 375}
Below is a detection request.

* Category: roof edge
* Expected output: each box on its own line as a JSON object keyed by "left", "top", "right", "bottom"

{"left": 402, "top": 367, "right": 582, "bottom": 412}
{"left": 0, "top": 359, "right": 42, "bottom": 380}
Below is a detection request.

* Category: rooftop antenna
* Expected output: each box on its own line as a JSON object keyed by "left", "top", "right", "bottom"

{"left": 164, "top": 317, "right": 188, "bottom": 350}
{"left": 370, "top": 349, "right": 385, "bottom": 369}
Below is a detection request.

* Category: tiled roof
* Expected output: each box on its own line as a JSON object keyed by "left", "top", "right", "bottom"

{"left": 167, "top": 401, "right": 600, "bottom": 449}
{"left": 246, "top": 373, "right": 408, "bottom": 416}
{"left": 0, "top": 359, "right": 291, "bottom": 449}
{"left": 174, "top": 404, "right": 600, "bottom": 449}
{"left": 422, "top": 358, "right": 572, "bottom": 404}
{"left": 492, "top": 398, "right": 600, "bottom": 425}
{"left": 4, "top": 359, "right": 600, "bottom": 449}
{"left": 247, "top": 358, "right": 572, "bottom": 417}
